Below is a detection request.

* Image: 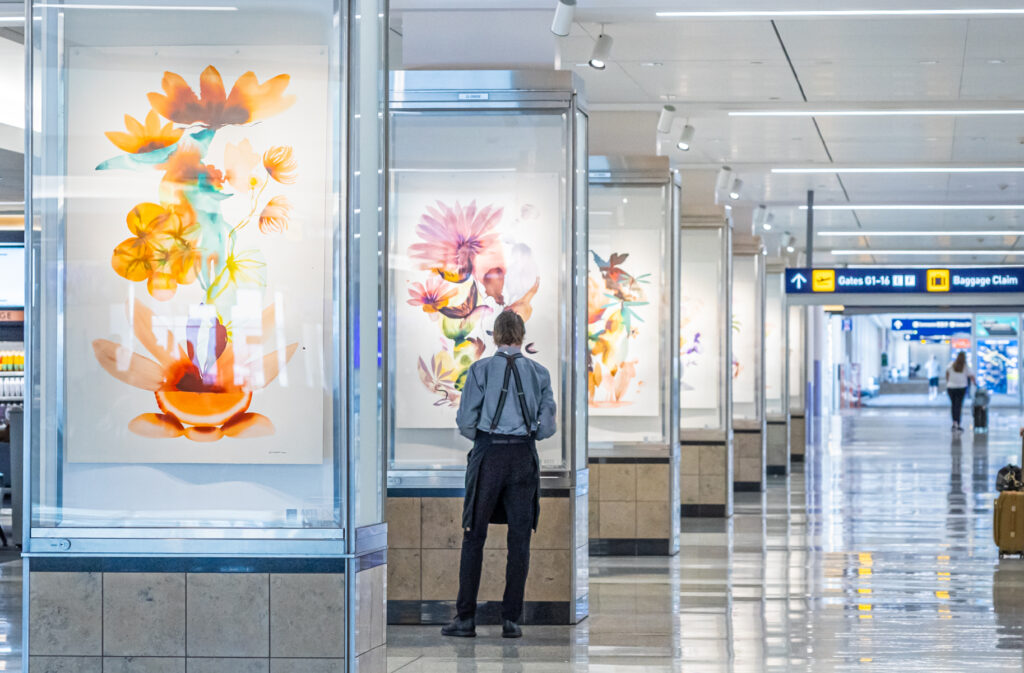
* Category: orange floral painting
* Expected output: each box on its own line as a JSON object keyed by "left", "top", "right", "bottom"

{"left": 95, "top": 65, "right": 301, "bottom": 442}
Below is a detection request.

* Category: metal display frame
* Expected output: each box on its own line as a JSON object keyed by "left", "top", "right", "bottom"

{"left": 732, "top": 236, "right": 767, "bottom": 433}
{"left": 385, "top": 70, "right": 590, "bottom": 490}
{"left": 679, "top": 217, "right": 733, "bottom": 443}
{"left": 23, "top": 0, "right": 387, "bottom": 559}
{"left": 587, "top": 155, "right": 680, "bottom": 456}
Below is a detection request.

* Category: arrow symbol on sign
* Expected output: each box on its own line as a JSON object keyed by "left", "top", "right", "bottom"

{"left": 791, "top": 272, "right": 808, "bottom": 289}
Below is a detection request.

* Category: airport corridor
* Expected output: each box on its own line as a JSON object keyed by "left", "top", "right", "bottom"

{"left": 386, "top": 409, "right": 1024, "bottom": 672}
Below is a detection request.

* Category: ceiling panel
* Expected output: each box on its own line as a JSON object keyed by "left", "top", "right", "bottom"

{"left": 776, "top": 18, "right": 968, "bottom": 64}
{"left": 963, "top": 18, "right": 1024, "bottom": 61}
{"left": 621, "top": 61, "right": 803, "bottom": 103}
{"left": 794, "top": 63, "right": 963, "bottom": 101}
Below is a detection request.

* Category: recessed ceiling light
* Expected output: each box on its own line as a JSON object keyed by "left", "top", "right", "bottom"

{"left": 35, "top": 3, "right": 237, "bottom": 9}
{"left": 801, "top": 204, "right": 1024, "bottom": 211}
{"left": 831, "top": 249, "right": 1023, "bottom": 256}
{"left": 919, "top": 59, "right": 939, "bottom": 65}
{"left": 773, "top": 166, "right": 1024, "bottom": 174}
{"left": 661, "top": 94, "right": 678, "bottom": 101}
{"left": 732, "top": 108, "right": 1024, "bottom": 117}
{"left": 821, "top": 230, "right": 1024, "bottom": 237}
{"left": 656, "top": 9, "right": 1024, "bottom": 17}
{"left": 641, "top": 62, "right": 664, "bottom": 67}
{"left": 988, "top": 59, "right": 1007, "bottom": 64}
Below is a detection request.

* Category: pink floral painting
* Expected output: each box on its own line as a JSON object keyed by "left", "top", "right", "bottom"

{"left": 407, "top": 200, "right": 542, "bottom": 407}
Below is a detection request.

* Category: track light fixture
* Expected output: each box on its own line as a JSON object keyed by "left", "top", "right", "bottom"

{"left": 729, "top": 177, "right": 743, "bottom": 200}
{"left": 657, "top": 105, "right": 677, "bottom": 134}
{"left": 590, "top": 28, "right": 613, "bottom": 70}
{"left": 715, "top": 166, "right": 733, "bottom": 192}
{"left": 676, "top": 124, "right": 696, "bottom": 151}
{"left": 550, "top": 0, "right": 576, "bottom": 37}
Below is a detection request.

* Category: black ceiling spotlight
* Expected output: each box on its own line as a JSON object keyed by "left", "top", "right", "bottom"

{"left": 550, "top": 0, "right": 576, "bottom": 37}
{"left": 590, "top": 26, "right": 613, "bottom": 70}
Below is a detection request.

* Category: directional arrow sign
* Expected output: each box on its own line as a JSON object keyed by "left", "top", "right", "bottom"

{"left": 790, "top": 272, "right": 807, "bottom": 290}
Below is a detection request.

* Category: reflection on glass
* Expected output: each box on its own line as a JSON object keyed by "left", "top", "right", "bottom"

{"left": 30, "top": 0, "right": 345, "bottom": 531}
{"left": 680, "top": 228, "right": 725, "bottom": 432}
{"left": 588, "top": 184, "right": 669, "bottom": 445}
{"left": 388, "top": 113, "right": 569, "bottom": 470}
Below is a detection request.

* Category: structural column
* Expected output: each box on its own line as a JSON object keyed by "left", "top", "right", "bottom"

{"left": 765, "top": 264, "right": 790, "bottom": 476}
{"left": 23, "top": 1, "right": 388, "bottom": 671}
{"left": 679, "top": 217, "right": 734, "bottom": 517}
{"left": 587, "top": 157, "right": 681, "bottom": 556}
{"left": 385, "top": 70, "right": 590, "bottom": 625}
{"left": 788, "top": 305, "right": 808, "bottom": 462}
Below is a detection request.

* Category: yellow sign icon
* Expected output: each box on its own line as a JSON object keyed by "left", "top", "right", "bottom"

{"left": 926, "top": 269, "right": 950, "bottom": 292}
{"left": 812, "top": 269, "right": 836, "bottom": 292}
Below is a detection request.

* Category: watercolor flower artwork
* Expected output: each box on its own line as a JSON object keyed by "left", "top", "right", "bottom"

{"left": 93, "top": 65, "right": 301, "bottom": 442}
{"left": 407, "top": 200, "right": 542, "bottom": 408}
{"left": 586, "top": 250, "right": 651, "bottom": 408}
{"left": 680, "top": 296, "right": 705, "bottom": 393}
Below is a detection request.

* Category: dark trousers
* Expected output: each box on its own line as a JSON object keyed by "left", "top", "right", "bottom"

{"left": 948, "top": 387, "right": 967, "bottom": 424}
{"left": 456, "top": 440, "right": 536, "bottom": 622}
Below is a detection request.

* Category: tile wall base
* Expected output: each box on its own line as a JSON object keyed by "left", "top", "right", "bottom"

{"left": 589, "top": 538, "right": 671, "bottom": 556}
{"left": 387, "top": 600, "right": 574, "bottom": 626}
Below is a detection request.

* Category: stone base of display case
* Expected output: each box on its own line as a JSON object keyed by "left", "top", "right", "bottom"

{"left": 680, "top": 438, "right": 734, "bottom": 518}
{"left": 791, "top": 414, "right": 806, "bottom": 461}
{"left": 766, "top": 418, "right": 791, "bottom": 476}
{"left": 386, "top": 476, "right": 588, "bottom": 626}
{"left": 588, "top": 455, "right": 678, "bottom": 556}
{"left": 27, "top": 555, "right": 386, "bottom": 673}
{"left": 734, "top": 428, "right": 766, "bottom": 492}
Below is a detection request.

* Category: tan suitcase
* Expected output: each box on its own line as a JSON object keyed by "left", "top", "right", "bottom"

{"left": 994, "top": 491, "right": 1024, "bottom": 557}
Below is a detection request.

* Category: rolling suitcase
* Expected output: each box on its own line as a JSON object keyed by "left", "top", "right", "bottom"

{"left": 994, "top": 438, "right": 1024, "bottom": 558}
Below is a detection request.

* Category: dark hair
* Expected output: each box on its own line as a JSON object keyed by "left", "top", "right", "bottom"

{"left": 953, "top": 351, "right": 966, "bottom": 373}
{"left": 493, "top": 311, "right": 525, "bottom": 347}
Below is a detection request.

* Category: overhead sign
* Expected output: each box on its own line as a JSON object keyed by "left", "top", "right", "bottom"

{"left": 890, "top": 318, "right": 972, "bottom": 333}
{"left": 786, "top": 267, "right": 1024, "bottom": 294}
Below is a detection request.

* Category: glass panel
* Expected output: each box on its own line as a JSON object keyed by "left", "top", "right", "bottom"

{"left": 30, "top": 0, "right": 345, "bottom": 532}
{"left": 732, "top": 255, "right": 761, "bottom": 422}
{"left": 587, "top": 184, "right": 669, "bottom": 446}
{"left": 388, "top": 111, "right": 570, "bottom": 471}
{"left": 788, "top": 305, "right": 805, "bottom": 413}
{"left": 765, "top": 271, "right": 784, "bottom": 417}
{"left": 351, "top": 0, "right": 387, "bottom": 528}
{"left": 680, "top": 228, "right": 725, "bottom": 432}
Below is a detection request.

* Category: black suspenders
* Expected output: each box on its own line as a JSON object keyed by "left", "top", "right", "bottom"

{"left": 489, "top": 352, "right": 536, "bottom": 437}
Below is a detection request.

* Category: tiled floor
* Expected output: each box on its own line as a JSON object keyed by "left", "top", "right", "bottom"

{"left": 1, "top": 409, "right": 1023, "bottom": 670}
{"left": 387, "top": 409, "right": 1024, "bottom": 672}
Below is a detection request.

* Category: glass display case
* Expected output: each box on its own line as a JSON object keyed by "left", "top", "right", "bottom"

{"left": 680, "top": 224, "right": 731, "bottom": 436}
{"left": 387, "top": 70, "right": 589, "bottom": 480}
{"left": 587, "top": 156, "right": 679, "bottom": 450}
{"left": 732, "top": 238, "right": 765, "bottom": 428}
{"left": 789, "top": 305, "right": 806, "bottom": 415}
{"left": 25, "top": 0, "right": 385, "bottom": 556}
{"left": 765, "top": 268, "right": 787, "bottom": 419}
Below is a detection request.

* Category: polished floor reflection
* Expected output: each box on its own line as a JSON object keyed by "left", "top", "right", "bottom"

{"left": 388, "top": 409, "right": 1024, "bottom": 672}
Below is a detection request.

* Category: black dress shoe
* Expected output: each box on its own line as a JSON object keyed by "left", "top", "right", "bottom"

{"left": 502, "top": 619, "right": 522, "bottom": 639}
{"left": 441, "top": 616, "right": 476, "bottom": 638}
